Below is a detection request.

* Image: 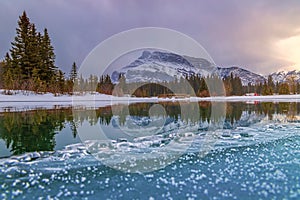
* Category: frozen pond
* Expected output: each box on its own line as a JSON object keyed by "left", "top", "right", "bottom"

{"left": 0, "top": 101, "right": 299, "bottom": 199}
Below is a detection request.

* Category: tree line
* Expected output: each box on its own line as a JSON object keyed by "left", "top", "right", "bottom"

{"left": 113, "top": 73, "right": 243, "bottom": 97}
{"left": 243, "top": 75, "right": 300, "bottom": 95}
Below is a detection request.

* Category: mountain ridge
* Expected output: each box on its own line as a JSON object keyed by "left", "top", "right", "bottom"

{"left": 111, "top": 50, "right": 300, "bottom": 85}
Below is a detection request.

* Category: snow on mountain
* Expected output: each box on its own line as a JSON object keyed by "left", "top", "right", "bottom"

{"left": 217, "top": 66, "right": 266, "bottom": 85}
{"left": 270, "top": 70, "right": 300, "bottom": 83}
{"left": 111, "top": 51, "right": 217, "bottom": 83}
{"left": 112, "top": 50, "right": 267, "bottom": 85}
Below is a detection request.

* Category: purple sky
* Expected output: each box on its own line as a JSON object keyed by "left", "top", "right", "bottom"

{"left": 1, "top": 0, "right": 300, "bottom": 75}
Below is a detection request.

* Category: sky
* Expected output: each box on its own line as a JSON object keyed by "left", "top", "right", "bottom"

{"left": 1, "top": 0, "right": 300, "bottom": 75}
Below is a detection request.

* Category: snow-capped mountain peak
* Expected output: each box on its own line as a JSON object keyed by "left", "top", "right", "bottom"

{"left": 217, "top": 66, "right": 266, "bottom": 85}
{"left": 112, "top": 51, "right": 216, "bottom": 83}
{"left": 270, "top": 69, "right": 300, "bottom": 83}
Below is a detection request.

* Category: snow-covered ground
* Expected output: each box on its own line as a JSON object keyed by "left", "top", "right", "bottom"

{"left": 191, "top": 94, "right": 300, "bottom": 102}
{"left": 0, "top": 90, "right": 300, "bottom": 112}
{"left": 0, "top": 90, "right": 159, "bottom": 112}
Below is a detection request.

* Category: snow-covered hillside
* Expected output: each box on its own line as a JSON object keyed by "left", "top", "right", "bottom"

{"left": 270, "top": 70, "right": 300, "bottom": 83}
{"left": 217, "top": 66, "right": 266, "bottom": 85}
{"left": 111, "top": 51, "right": 217, "bottom": 83}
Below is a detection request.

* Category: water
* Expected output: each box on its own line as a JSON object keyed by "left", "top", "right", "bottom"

{"left": 0, "top": 102, "right": 300, "bottom": 199}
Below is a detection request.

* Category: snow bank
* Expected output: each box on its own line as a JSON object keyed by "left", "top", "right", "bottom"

{"left": 0, "top": 89, "right": 300, "bottom": 112}
{"left": 190, "top": 95, "right": 300, "bottom": 102}
{"left": 0, "top": 90, "right": 158, "bottom": 112}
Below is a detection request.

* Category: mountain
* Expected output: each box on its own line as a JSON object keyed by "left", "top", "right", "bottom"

{"left": 112, "top": 50, "right": 267, "bottom": 85}
{"left": 217, "top": 66, "right": 266, "bottom": 85}
{"left": 270, "top": 70, "right": 300, "bottom": 83}
{"left": 111, "top": 50, "right": 217, "bottom": 83}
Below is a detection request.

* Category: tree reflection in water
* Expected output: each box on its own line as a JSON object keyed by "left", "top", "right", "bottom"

{"left": 0, "top": 102, "right": 299, "bottom": 155}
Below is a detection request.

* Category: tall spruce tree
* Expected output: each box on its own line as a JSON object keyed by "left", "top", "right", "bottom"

{"left": 10, "top": 11, "right": 31, "bottom": 81}
{"left": 40, "top": 28, "right": 57, "bottom": 83}
{"left": 2, "top": 53, "right": 15, "bottom": 90}
{"left": 69, "top": 62, "right": 78, "bottom": 83}
{"left": 57, "top": 70, "right": 65, "bottom": 93}
{"left": 27, "top": 23, "right": 40, "bottom": 78}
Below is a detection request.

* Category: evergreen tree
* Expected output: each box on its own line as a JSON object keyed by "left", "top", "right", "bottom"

{"left": 198, "top": 77, "right": 209, "bottom": 97}
{"left": 27, "top": 23, "right": 40, "bottom": 79}
{"left": 58, "top": 70, "right": 65, "bottom": 92}
{"left": 69, "top": 62, "right": 78, "bottom": 83}
{"left": 2, "top": 53, "right": 15, "bottom": 90}
{"left": 66, "top": 62, "right": 78, "bottom": 94}
{"left": 88, "top": 74, "right": 98, "bottom": 92}
{"left": 52, "top": 70, "right": 65, "bottom": 94}
{"left": 275, "top": 81, "right": 279, "bottom": 94}
{"left": 287, "top": 75, "right": 297, "bottom": 94}
{"left": 262, "top": 80, "right": 273, "bottom": 95}
{"left": 255, "top": 82, "right": 263, "bottom": 94}
{"left": 9, "top": 11, "right": 31, "bottom": 81}
{"left": 278, "top": 83, "right": 290, "bottom": 94}
{"left": 297, "top": 82, "right": 300, "bottom": 94}
{"left": 97, "top": 75, "right": 114, "bottom": 95}
{"left": 39, "top": 28, "right": 57, "bottom": 83}
{"left": 267, "top": 75, "right": 275, "bottom": 94}
{"left": 223, "top": 76, "right": 232, "bottom": 96}
{"left": 232, "top": 76, "right": 243, "bottom": 96}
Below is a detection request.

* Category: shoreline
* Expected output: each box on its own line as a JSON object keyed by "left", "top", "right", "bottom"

{"left": 1, "top": 91, "right": 300, "bottom": 102}
{"left": 0, "top": 92, "right": 300, "bottom": 113}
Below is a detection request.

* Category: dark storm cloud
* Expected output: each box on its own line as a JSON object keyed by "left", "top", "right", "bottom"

{"left": 1, "top": 0, "right": 300, "bottom": 74}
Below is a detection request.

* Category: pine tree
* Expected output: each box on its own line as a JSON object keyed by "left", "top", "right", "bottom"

{"left": 198, "top": 77, "right": 209, "bottom": 97}
{"left": 9, "top": 11, "right": 31, "bottom": 81}
{"left": 27, "top": 23, "right": 40, "bottom": 79}
{"left": 232, "top": 76, "right": 243, "bottom": 96}
{"left": 69, "top": 62, "right": 78, "bottom": 83}
{"left": 267, "top": 75, "right": 275, "bottom": 94}
{"left": 223, "top": 76, "right": 232, "bottom": 96}
{"left": 278, "top": 83, "right": 290, "bottom": 95}
{"left": 253, "top": 82, "right": 261, "bottom": 95}
{"left": 2, "top": 53, "right": 15, "bottom": 90}
{"left": 52, "top": 70, "right": 65, "bottom": 94}
{"left": 65, "top": 62, "right": 78, "bottom": 94}
{"left": 75, "top": 74, "right": 85, "bottom": 93}
{"left": 287, "top": 75, "right": 296, "bottom": 94}
{"left": 57, "top": 70, "right": 65, "bottom": 93}
{"left": 87, "top": 74, "right": 98, "bottom": 92}
{"left": 98, "top": 75, "right": 114, "bottom": 95}
{"left": 39, "top": 28, "right": 57, "bottom": 83}
{"left": 275, "top": 81, "right": 279, "bottom": 94}
{"left": 262, "top": 80, "right": 273, "bottom": 95}
{"left": 297, "top": 82, "right": 300, "bottom": 94}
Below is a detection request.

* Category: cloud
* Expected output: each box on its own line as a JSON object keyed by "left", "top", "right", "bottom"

{"left": 1, "top": 0, "right": 300, "bottom": 75}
